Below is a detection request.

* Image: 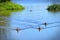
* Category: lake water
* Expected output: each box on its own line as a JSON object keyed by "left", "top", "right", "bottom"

{"left": 0, "top": 0, "right": 60, "bottom": 40}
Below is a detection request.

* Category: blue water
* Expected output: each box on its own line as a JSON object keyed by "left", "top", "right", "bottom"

{"left": 0, "top": 0, "right": 60, "bottom": 40}
{"left": 12, "top": 0, "right": 60, "bottom": 3}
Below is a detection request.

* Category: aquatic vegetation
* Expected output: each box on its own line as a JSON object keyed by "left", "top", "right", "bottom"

{"left": 0, "top": 1, "right": 25, "bottom": 16}
{"left": 0, "top": 2, "right": 25, "bottom": 10}
{"left": 0, "top": 0, "right": 10, "bottom": 3}
{"left": 0, "top": 0, "right": 25, "bottom": 27}
{"left": 47, "top": 4, "right": 60, "bottom": 12}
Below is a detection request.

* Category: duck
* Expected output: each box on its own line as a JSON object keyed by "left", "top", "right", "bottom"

{"left": 37, "top": 27, "right": 42, "bottom": 32}
{"left": 15, "top": 27, "right": 21, "bottom": 32}
{"left": 44, "top": 22, "right": 47, "bottom": 27}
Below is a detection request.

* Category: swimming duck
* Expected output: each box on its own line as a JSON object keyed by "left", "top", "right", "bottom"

{"left": 15, "top": 27, "right": 21, "bottom": 32}
{"left": 44, "top": 22, "right": 47, "bottom": 27}
{"left": 37, "top": 27, "right": 42, "bottom": 32}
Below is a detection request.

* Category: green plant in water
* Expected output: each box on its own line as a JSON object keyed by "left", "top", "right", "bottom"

{"left": 0, "top": 0, "right": 25, "bottom": 26}
{"left": 47, "top": 4, "right": 60, "bottom": 12}
{"left": 0, "top": 2, "right": 25, "bottom": 10}
{"left": 0, "top": 0, "right": 11, "bottom": 3}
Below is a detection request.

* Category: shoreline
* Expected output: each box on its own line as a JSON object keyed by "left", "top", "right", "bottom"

{"left": 0, "top": 2, "right": 25, "bottom": 11}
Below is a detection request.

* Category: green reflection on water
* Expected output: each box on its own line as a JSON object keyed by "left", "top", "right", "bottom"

{"left": 0, "top": 10, "right": 23, "bottom": 16}
{"left": 0, "top": 18, "right": 9, "bottom": 26}
{"left": 0, "top": 10, "right": 24, "bottom": 26}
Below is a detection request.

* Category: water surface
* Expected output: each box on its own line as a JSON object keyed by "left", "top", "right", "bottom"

{"left": 0, "top": 1, "right": 60, "bottom": 40}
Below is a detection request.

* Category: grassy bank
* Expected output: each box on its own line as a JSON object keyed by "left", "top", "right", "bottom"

{"left": 47, "top": 4, "right": 60, "bottom": 12}
{"left": 0, "top": 2, "right": 25, "bottom": 10}
{"left": 0, "top": 2, "right": 25, "bottom": 16}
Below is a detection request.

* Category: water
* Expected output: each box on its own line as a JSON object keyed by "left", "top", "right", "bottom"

{"left": 0, "top": 0, "right": 60, "bottom": 40}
